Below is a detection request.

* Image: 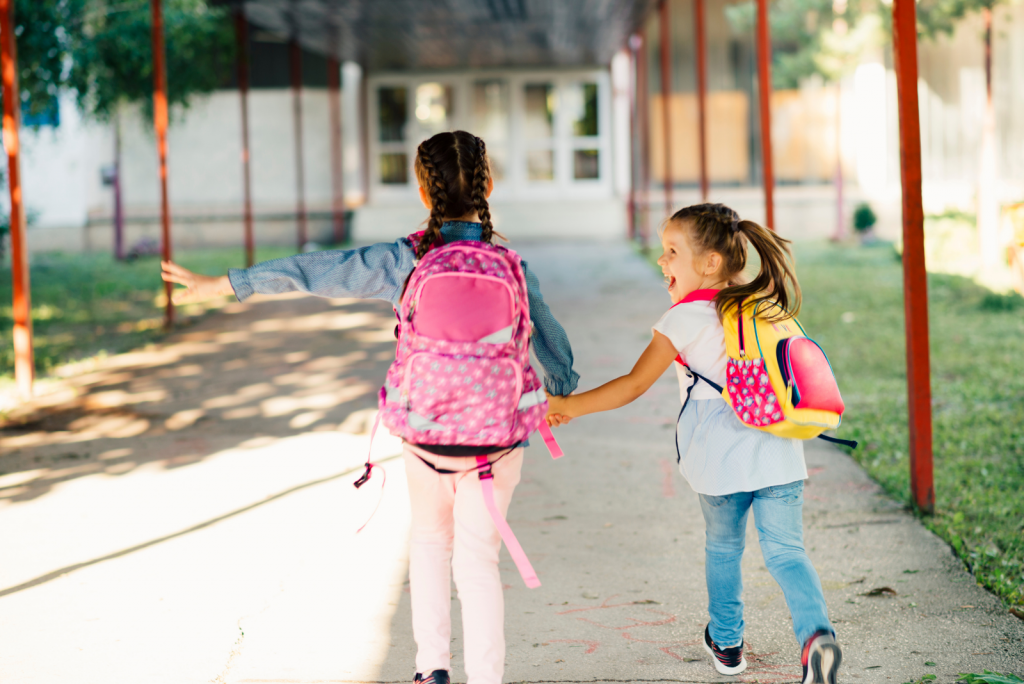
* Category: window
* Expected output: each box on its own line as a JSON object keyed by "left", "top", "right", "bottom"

{"left": 414, "top": 83, "right": 453, "bottom": 138}
{"left": 380, "top": 153, "right": 408, "bottom": 184}
{"left": 472, "top": 80, "right": 509, "bottom": 181}
{"left": 524, "top": 83, "right": 556, "bottom": 181}
{"left": 378, "top": 87, "right": 407, "bottom": 142}
{"left": 566, "top": 82, "right": 600, "bottom": 180}
{"left": 378, "top": 86, "right": 409, "bottom": 184}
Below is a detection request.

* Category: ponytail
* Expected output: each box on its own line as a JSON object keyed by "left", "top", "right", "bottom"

{"left": 716, "top": 220, "right": 801, "bottom": 322}
{"left": 668, "top": 203, "right": 801, "bottom": 322}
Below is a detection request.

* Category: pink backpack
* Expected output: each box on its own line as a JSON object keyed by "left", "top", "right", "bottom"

{"left": 378, "top": 238, "right": 549, "bottom": 446}
{"left": 356, "top": 236, "right": 562, "bottom": 589}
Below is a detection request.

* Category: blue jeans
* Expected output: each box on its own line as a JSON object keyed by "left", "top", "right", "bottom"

{"left": 698, "top": 480, "right": 832, "bottom": 648}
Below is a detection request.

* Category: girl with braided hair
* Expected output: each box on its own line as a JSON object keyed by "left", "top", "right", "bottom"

{"left": 547, "top": 203, "right": 842, "bottom": 683}
{"left": 161, "top": 131, "right": 579, "bottom": 684}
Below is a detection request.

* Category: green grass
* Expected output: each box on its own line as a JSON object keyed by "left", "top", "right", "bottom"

{"left": 0, "top": 247, "right": 297, "bottom": 382}
{"left": 795, "top": 242, "right": 1024, "bottom": 610}
{"left": 646, "top": 240, "right": 1024, "bottom": 610}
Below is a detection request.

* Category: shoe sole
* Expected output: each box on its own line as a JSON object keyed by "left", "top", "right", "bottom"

{"left": 807, "top": 641, "right": 842, "bottom": 684}
{"left": 703, "top": 637, "right": 747, "bottom": 676}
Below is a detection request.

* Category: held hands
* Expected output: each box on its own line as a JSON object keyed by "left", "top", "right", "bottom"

{"left": 161, "top": 261, "right": 234, "bottom": 304}
{"left": 545, "top": 391, "right": 573, "bottom": 428}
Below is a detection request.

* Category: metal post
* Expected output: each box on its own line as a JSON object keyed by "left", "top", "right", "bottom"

{"left": 638, "top": 27, "right": 652, "bottom": 250}
{"left": 327, "top": 55, "right": 346, "bottom": 244}
{"left": 114, "top": 111, "right": 125, "bottom": 260}
{"left": 659, "top": 0, "right": 673, "bottom": 217}
{"left": 694, "top": 0, "right": 709, "bottom": 201}
{"left": 150, "top": 0, "right": 173, "bottom": 329}
{"left": 892, "top": 0, "right": 934, "bottom": 514}
{"left": 833, "top": 83, "right": 845, "bottom": 240}
{"left": 627, "top": 36, "right": 640, "bottom": 241}
{"left": 755, "top": 0, "right": 775, "bottom": 230}
{"left": 289, "top": 37, "right": 307, "bottom": 250}
{"left": 359, "top": 63, "right": 370, "bottom": 207}
{"left": 1, "top": 0, "right": 33, "bottom": 398}
{"left": 235, "top": 10, "right": 254, "bottom": 267}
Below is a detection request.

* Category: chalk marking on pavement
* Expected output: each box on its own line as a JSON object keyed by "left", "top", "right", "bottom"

{"left": 0, "top": 454, "right": 402, "bottom": 599}
{"left": 660, "top": 458, "right": 675, "bottom": 498}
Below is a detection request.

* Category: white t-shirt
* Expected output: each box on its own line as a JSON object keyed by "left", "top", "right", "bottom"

{"left": 652, "top": 300, "right": 807, "bottom": 495}
{"left": 652, "top": 301, "right": 727, "bottom": 402}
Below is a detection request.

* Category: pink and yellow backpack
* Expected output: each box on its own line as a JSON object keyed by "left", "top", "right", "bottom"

{"left": 677, "top": 290, "right": 857, "bottom": 448}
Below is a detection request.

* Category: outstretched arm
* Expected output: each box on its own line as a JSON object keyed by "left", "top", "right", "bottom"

{"left": 161, "top": 262, "right": 234, "bottom": 304}
{"left": 161, "top": 240, "right": 417, "bottom": 306}
{"left": 547, "top": 331, "right": 677, "bottom": 420}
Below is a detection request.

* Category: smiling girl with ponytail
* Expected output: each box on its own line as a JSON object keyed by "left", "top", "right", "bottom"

{"left": 546, "top": 202, "right": 841, "bottom": 682}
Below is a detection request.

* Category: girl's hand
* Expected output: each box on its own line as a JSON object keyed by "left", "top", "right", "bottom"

{"left": 545, "top": 393, "right": 573, "bottom": 427}
{"left": 161, "top": 261, "right": 234, "bottom": 304}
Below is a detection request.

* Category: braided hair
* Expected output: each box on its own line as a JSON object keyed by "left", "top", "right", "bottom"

{"left": 413, "top": 131, "right": 502, "bottom": 259}
{"left": 667, "top": 203, "right": 801, "bottom": 322}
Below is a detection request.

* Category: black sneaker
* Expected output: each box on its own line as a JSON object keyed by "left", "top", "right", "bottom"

{"left": 703, "top": 624, "right": 747, "bottom": 675}
{"left": 413, "top": 670, "right": 450, "bottom": 684}
{"left": 801, "top": 630, "right": 842, "bottom": 684}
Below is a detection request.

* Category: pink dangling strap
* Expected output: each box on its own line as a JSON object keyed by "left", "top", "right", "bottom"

{"left": 537, "top": 421, "right": 563, "bottom": 459}
{"left": 354, "top": 411, "right": 386, "bottom": 534}
{"left": 476, "top": 455, "right": 541, "bottom": 589}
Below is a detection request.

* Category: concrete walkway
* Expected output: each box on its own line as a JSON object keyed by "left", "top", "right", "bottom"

{"left": 1, "top": 241, "right": 1021, "bottom": 684}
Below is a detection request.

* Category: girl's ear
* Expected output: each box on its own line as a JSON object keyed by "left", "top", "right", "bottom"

{"left": 486, "top": 175, "right": 494, "bottom": 199}
{"left": 703, "top": 251, "right": 723, "bottom": 277}
{"left": 418, "top": 185, "right": 432, "bottom": 210}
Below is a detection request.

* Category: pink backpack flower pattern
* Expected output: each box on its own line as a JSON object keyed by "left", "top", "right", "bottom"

{"left": 378, "top": 238, "right": 548, "bottom": 447}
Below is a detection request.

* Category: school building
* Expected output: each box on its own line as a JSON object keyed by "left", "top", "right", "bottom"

{"left": 7, "top": 0, "right": 1024, "bottom": 255}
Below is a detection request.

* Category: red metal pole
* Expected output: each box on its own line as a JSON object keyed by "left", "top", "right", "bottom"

{"left": 833, "top": 83, "right": 845, "bottom": 240}
{"left": 892, "top": 0, "right": 934, "bottom": 514}
{"left": 755, "top": 0, "right": 775, "bottom": 230}
{"left": 638, "top": 27, "right": 652, "bottom": 250}
{"left": 359, "top": 64, "right": 370, "bottom": 207}
{"left": 289, "top": 37, "right": 308, "bottom": 250}
{"left": 694, "top": 0, "right": 709, "bottom": 201}
{"left": 151, "top": 0, "right": 173, "bottom": 329}
{"left": 1, "top": 0, "right": 33, "bottom": 399}
{"left": 113, "top": 113, "right": 124, "bottom": 260}
{"left": 659, "top": 0, "right": 673, "bottom": 217}
{"left": 627, "top": 37, "right": 640, "bottom": 241}
{"left": 235, "top": 10, "right": 254, "bottom": 267}
{"left": 327, "top": 55, "right": 346, "bottom": 244}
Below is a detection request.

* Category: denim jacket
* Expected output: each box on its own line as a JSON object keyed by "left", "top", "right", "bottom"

{"left": 227, "top": 221, "right": 580, "bottom": 396}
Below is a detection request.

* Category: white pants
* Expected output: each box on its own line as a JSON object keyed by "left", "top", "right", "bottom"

{"left": 403, "top": 444, "right": 523, "bottom": 684}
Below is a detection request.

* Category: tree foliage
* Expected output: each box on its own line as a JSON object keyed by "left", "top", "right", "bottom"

{"left": 4, "top": 0, "right": 84, "bottom": 119}
{"left": 915, "top": 0, "right": 1003, "bottom": 40}
{"left": 726, "top": 0, "right": 884, "bottom": 88}
{"left": 68, "top": 0, "right": 234, "bottom": 121}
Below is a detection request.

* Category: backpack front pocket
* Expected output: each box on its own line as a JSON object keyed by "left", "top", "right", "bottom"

{"left": 776, "top": 336, "right": 845, "bottom": 414}
{"left": 403, "top": 353, "right": 523, "bottom": 443}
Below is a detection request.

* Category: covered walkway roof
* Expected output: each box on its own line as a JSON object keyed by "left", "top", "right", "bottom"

{"left": 216, "top": 0, "right": 658, "bottom": 70}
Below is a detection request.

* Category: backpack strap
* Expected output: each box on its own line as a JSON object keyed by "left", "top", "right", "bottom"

{"left": 405, "top": 448, "right": 542, "bottom": 588}
{"left": 353, "top": 411, "right": 388, "bottom": 533}
{"left": 476, "top": 455, "right": 541, "bottom": 588}
{"left": 537, "top": 421, "right": 564, "bottom": 459}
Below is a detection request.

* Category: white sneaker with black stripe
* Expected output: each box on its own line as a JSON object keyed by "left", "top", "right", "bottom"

{"left": 703, "top": 624, "right": 747, "bottom": 675}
